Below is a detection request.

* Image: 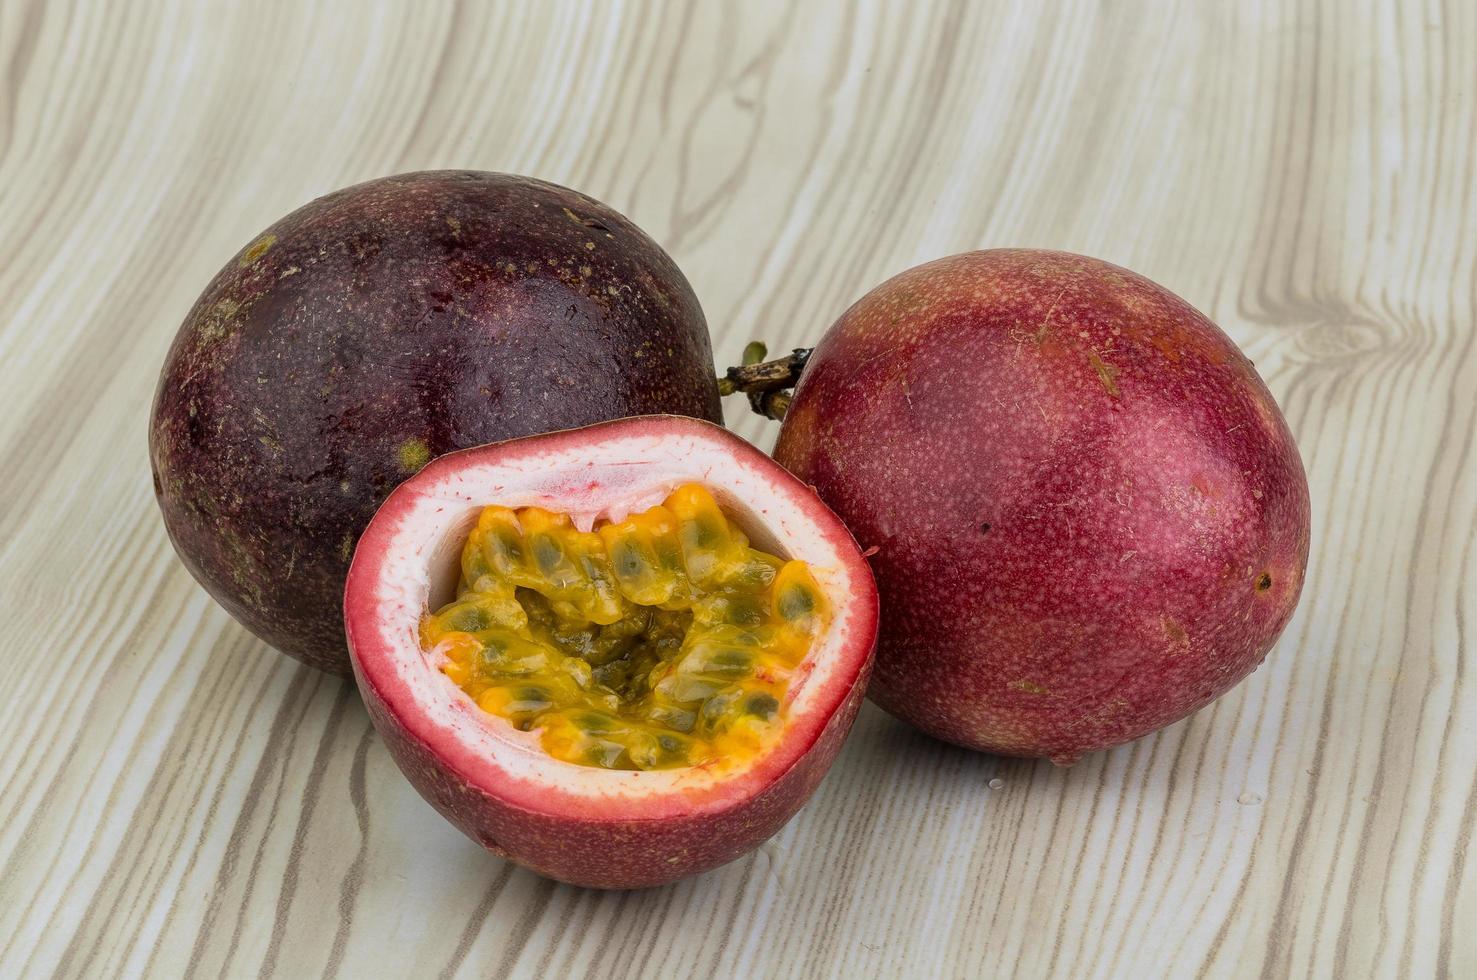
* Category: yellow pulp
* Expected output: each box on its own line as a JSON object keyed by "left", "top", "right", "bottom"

{"left": 421, "top": 484, "right": 829, "bottom": 771}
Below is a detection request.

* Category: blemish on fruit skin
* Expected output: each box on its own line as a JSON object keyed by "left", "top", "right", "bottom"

{"left": 1086, "top": 349, "right": 1120, "bottom": 397}
{"left": 397, "top": 438, "right": 432, "bottom": 474}
{"left": 1034, "top": 287, "right": 1067, "bottom": 345}
{"left": 1256, "top": 571, "right": 1273, "bottom": 592}
{"left": 195, "top": 297, "right": 242, "bottom": 347}
{"left": 239, "top": 234, "right": 276, "bottom": 266}
{"left": 1010, "top": 679, "right": 1049, "bottom": 695}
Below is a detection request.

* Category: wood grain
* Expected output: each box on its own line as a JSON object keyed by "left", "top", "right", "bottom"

{"left": 2, "top": 1, "right": 1473, "bottom": 976}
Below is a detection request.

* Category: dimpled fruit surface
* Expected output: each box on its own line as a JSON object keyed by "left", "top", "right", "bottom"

{"left": 774, "top": 249, "right": 1311, "bottom": 763}
{"left": 422, "top": 484, "right": 828, "bottom": 771}
{"left": 150, "top": 171, "right": 722, "bottom": 676}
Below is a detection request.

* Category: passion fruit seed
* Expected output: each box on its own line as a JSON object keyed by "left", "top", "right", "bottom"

{"left": 422, "top": 483, "right": 829, "bottom": 771}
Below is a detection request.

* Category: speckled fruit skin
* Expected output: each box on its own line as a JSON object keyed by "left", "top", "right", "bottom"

{"left": 774, "top": 250, "right": 1311, "bottom": 763}
{"left": 150, "top": 171, "right": 721, "bottom": 676}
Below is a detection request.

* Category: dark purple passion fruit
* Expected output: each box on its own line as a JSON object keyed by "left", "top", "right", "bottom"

{"left": 150, "top": 171, "right": 721, "bottom": 675}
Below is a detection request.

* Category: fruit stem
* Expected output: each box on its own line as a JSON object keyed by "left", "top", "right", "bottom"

{"left": 717, "top": 345, "right": 812, "bottom": 420}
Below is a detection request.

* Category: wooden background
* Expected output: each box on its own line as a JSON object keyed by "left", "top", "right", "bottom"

{"left": 2, "top": 1, "right": 1473, "bottom": 977}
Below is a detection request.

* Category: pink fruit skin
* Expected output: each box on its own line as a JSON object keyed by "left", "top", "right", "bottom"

{"left": 359, "top": 669, "right": 868, "bottom": 889}
{"left": 775, "top": 250, "right": 1311, "bottom": 763}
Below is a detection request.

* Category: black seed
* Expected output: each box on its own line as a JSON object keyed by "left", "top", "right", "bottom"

{"left": 646, "top": 702, "right": 696, "bottom": 733}
{"left": 577, "top": 711, "right": 619, "bottom": 733}
{"left": 777, "top": 586, "right": 814, "bottom": 620}
{"left": 685, "top": 520, "right": 719, "bottom": 549}
{"left": 614, "top": 542, "right": 645, "bottom": 578}
{"left": 593, "top": 661, "right": 631, "bottom": 689}
{"left": 745, "top": 693, "right": 779, "bottom": 720}
{"left": 586, "top": 740, "right": 628, "bottom": 769}
{"left": 465, "top": 552, "right": 492, "bottom": 580}
{"left": 492, "top": 532, "right": 524, "bottom": 566}
{"left": 730, "top": 561, "right": 778, "bottom": 590}
{"left": 706, "top": 649, "right": 754, "bottom": 676}
{"left": 720, "top": 597, "right": 764, "bottom": 626}
{"left": 448, "top": 606, "right": 489, "bottom": 632}
{"left": 657, "top": 541, "right": 685, "bottom": 571}
{"left": 531, "top": 536, "right": 562, "bottom": 574}
{"left": 698, "top": 691, "right": 740, "bottom": 733}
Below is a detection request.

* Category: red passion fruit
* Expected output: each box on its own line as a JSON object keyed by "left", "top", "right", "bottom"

{"left": 729, "top": 249, "right": 1310, "bottom": 764}
{"left": 150, "top": 171, "right": 721, "bottom": 676}
{"left": 344, "top": 416, "right": 878, "bottom": 888}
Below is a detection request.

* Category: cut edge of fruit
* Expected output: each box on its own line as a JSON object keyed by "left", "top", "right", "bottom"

{"left": 345, "top": 415, "right": 878, "bottom": 822}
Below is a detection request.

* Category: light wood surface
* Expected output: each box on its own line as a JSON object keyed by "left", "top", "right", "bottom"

{"left": 2, "top": 1, "right": 1473, "bottom": 977}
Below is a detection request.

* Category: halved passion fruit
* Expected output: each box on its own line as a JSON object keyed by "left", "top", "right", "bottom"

{"left": 345, "top": 416, "right": 877, "bottom": 888}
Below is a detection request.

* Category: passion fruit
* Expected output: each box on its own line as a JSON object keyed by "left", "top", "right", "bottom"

{"left": 727, "top": 249, "right": 1310, "bottom": 763}
{"left": 150, "top": 171, "right": 721, "bottom": 675}
{"left": 344, "top": 415, "right": 877, "bottom": 888}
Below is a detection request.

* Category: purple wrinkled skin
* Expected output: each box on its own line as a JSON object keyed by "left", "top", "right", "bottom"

{"left": 150, "top": 171, "right": 721, "bottom": 675}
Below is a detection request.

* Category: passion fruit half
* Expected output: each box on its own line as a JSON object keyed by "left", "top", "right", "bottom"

{"left": 344, "top": 416, "right": 877, "bottom": 888}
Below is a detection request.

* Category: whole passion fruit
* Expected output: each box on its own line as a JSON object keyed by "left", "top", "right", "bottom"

{"left": 727, "top": 249, "right": 1310, "bottom": 764}
{"left": 150, "top": 171, "right": 721, "bottom": 675}
{"left": 344, "top": 416, "right": 878, "bottom": 888}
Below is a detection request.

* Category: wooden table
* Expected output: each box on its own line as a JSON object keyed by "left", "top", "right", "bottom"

{"left": 3, "top": 2, "right": 1472, "bottom": 976}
